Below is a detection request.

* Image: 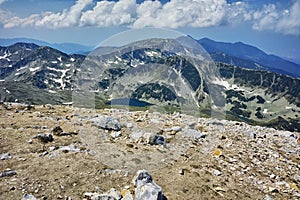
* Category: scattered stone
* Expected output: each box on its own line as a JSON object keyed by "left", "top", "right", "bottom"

{"left": 49, "top": 146, "right": 59, "bottom": 151}
{"left": 179, "top": 169, "right": 184, "bottom": 175}
{"left": 164, "top": 126, "right": 182, "bottom": 134}
{"left": 84, "top": 188, "right": 122, "bottom": 200}
{"left": 269, "top": 174, "right": 276, "bottom": 179}
{"left": 121, "top": 190, "right": 134, "bottom": 200}
{"left": 130, "top": 131, "right": 145, "bottom": 142}
{"left": 39, "top": 151, "right": 48, "bottom": 157}
{"left": 246, "top": 131, "right": 257, "bottom": 139}
{"left": 183, "top": 129, "right": 206, "bottom": 139}
{"left": 52, "top": 126, "right": 63, "bottom": 135}
{"left": 126, "top": 123, "right": 134, "bottom": 129}
{"left": 110, "top": 131, "right": 122, "bottom": 139}
{"left": 213, "top": 149, "right": 222, "bottom": 157}
{"left": 294, "top": 175, "right": 300, "bottom": 182}
{"left": 215, "top": 187, "right": 226, "bottom": 192}
{"left": 83, "top": 192, "right": 100, "bottom": 199}
{"left": 58, "top": 145, "right": 82, "bottom": 153}
{"left": 264, "top": 195, "right": 273, "bottom": 200}
{"left": 148, "top": 134, "right": 166, "bottom": 146}
{"left": 22, "top": 194, "right": 37, "bottom": 200}
{"left": 90, "top": 115, "right": 121, "bottom": 131}
{"left": 33, "top": 133, "right": 53, "bottom": 143}
{"left": 107, "top": 188, "right": 122, "bottom": 200}
{"left": 297, "top": 137, "right": 300, "bottom": 144}
{"left": 0, "top": 169, "right": 17, "bottom": 178}
{"left": 290, "top": 183, "right": 298, "bottom": 190}
{"left": 132, "top": 169, "right": 165, "bottom": 200}
{"left": 0, "top": 153, "right": 12, "bottom": 160}
{"left": 213, "top": 169, "right": 222, "bottom": 176}
{"left": 268, "top": 187, "right": 279, "bottom": 193}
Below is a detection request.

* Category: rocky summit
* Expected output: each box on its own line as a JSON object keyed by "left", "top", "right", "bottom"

{"left": 0, "top": 103, "right": 300, "bottom": 200}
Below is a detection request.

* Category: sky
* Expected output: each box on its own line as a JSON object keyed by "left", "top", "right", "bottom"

{"left": 0, "top": 0, "right": 299, "bottom": 63}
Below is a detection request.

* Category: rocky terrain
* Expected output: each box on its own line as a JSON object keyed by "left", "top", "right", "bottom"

{"left": 1, "top": 103, "right": 300, "bottom": 199}
{"left": 1, "top": 38, "right": 299, "bottom": 133}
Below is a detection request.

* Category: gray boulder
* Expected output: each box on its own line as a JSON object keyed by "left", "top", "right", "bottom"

{"left": 21, "top": 194, "right": 37, "bottom": 200}
{"left": 148, "top": 134, "right": 166, "bottom": 147}
{"left": 33, "top": 133, "right": 53, "bottom": 143}
{"left": 0, "top": 169, "right": 17, "bottom": 178}
{"left": 0, "top": 153, "right": 12, "bottom": 160}
{"left": 90, "top": 115, "right": 121, "bottom": 131}
{"left": 133, "top": 170, "right": 166, "bottom": 200}
{"left": 183, "top": 129, "right": 206, "bottom": 139}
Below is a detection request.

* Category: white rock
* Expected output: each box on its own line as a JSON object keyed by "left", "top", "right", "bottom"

{"left": 110, "top": 131, "right": 122, "bottom": 139}
{"left": 21, "top": 194, "right": 37, "bottom": 200}
{"left": 213, "top": 169, "right": 222, "bottom": 176}
{"left": 133, "top": 170, "right": 164, "bottom": 200}
{"left": 183, "top": 129, "right": 206, "bottom": 139}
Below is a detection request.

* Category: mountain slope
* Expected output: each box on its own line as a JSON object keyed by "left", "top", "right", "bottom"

{"left": 198, "top": 38, "right": 300, "bottom": 78}
{"left": 0, "top": 39, "right": 299, "bottom": 132}
{"left": 0, "top": 38, "right": 94, "bottom": 54}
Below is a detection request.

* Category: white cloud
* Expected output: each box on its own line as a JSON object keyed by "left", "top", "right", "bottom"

{"left": 0, "top": 0, "right": 6, "bottom": 5}
{"left": 2, "top": 0, "right": 300, "bottom": 36}
{"left": 133, "top": 0, "right": 226, "bottom": 29}
{"left": 80, "top": 0, "right": 136, "bottom": 27}
{"left": 4, "top": 0, "right": 93, "bottom": 28}
{"left": 253, "top": 0, "right": 300, "bottom": 35}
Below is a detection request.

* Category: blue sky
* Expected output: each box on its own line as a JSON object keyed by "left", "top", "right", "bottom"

{"left": 0, "top": 0, "right": 299, "bottom": 63}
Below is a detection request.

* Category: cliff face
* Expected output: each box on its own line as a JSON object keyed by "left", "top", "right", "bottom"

{"left": 1, "top": 103, "right": 300, "bottom": 199}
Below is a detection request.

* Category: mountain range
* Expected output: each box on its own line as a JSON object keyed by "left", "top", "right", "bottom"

{"left": 198, "top": 37, "right": 300, "bottom": 78}
{"left": 0, "top": 36, "right": 299, "bottom": 132}
{"left": 0, "top": 38, "right": 93, "bottom": 55}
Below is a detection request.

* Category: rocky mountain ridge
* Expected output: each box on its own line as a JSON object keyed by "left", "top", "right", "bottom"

{"left": 0, "top": 38, "right": 299, "bottom": 132}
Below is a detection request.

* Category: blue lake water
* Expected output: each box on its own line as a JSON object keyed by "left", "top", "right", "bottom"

{"left": 105, "top": 98, "right": 153, "bottom": 107}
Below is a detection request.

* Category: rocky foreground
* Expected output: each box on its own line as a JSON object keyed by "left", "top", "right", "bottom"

{"left": 0, "top": 103, "right": 300, "bottom": 200}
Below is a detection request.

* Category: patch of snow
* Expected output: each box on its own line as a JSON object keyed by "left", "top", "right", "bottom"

{"left": 8, "top": 65, "right": 12, "bottom": 67}
{"left": 17, "top": 66, "right": 28, "bottom": 72}
{"left": 15, "top": 72, "right": 20, "bottom": 76}
{"left": 254, "top": 63, "right": 262, "bottom": 69}
{"left": 47, "top": 67, "right": 61, "bottom": 72}
{"left": 52, "top": 69, "right": 70, "bottom": 89}
{"left": 70, "top": 58, "right": 75, "bottom": 62}
{"left": 0, "top": 52, "right": 11, "bottom": 60}
{"left": 263, "top": 109, "right": 268, "bottom": 114}
{"left": 62, "top": 102, "right": 73, "bottom": 105}
{"left": 212, "top": 79, "right": 230, "bottom": 89}
{"left": 0, "top": 80, "right": 5, "bottom": 82}
{"left": 107, "top": 59, "right": 119, "bottom": 64}
{"left": 29, "top": 67, "right": 40, "bottom": 72}
{"left": 65, "top": 63, "right": 71, "bottom": 67}
{"left": 5, "top": 89, "right": 10, "bottom": 94}
{"left": 57, "top": 56, "right": 62, "bottom": 62}
{"left": 184, "top": 48, "right": 190, "bottom": 54}
{"left": 145, "top": 51, "right": 159, "bottom": 57}
{"left": 285, "top": 106, "right": 292, "bottom": 109}
{"left": 48, "top": 90, "right": 57, "bottom": 94}
{"left": 51, "top": 61, "right": 58, "bottom": 64}
{"left": 213, "top": 78, "right": 245, "bottom": 91}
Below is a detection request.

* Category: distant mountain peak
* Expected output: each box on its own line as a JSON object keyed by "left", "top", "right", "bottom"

{"left": 198, "top": 37, "right": 300, "bottom": 77}
{"left": 0, "top": 37, "right": 93, "bottom": 54}
{"left": 9, "top": 42, "right": 40, "bottom": 50}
